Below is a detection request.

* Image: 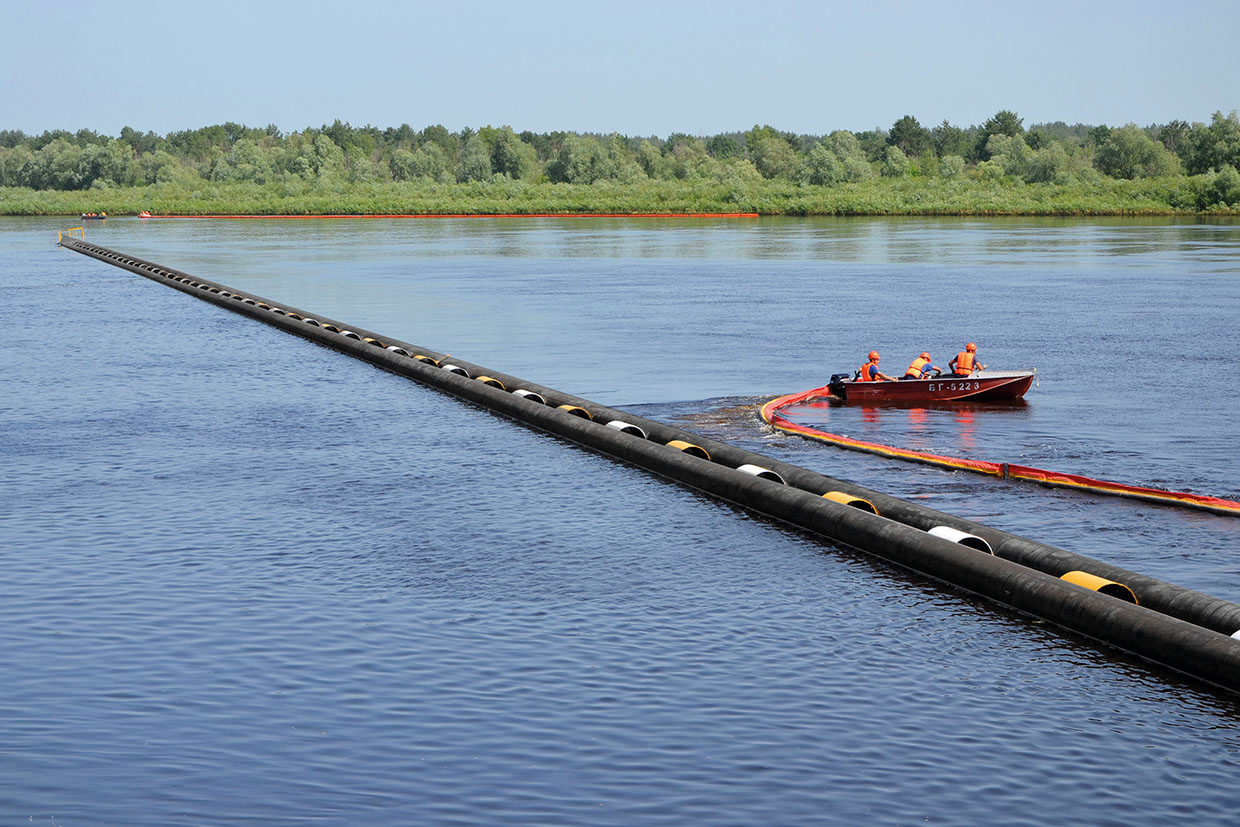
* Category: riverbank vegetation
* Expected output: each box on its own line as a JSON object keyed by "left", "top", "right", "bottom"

{"left": 3, "top": 111, "right": 1238, "bottom": 215}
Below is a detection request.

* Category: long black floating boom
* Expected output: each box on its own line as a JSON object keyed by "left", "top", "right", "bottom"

{"left": 60, "top": 236, "right": 1240, "bottom": 693}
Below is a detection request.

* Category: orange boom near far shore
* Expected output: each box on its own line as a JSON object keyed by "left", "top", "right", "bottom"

{"left": 149, "top": 212, "right": 761, "bottom": 219}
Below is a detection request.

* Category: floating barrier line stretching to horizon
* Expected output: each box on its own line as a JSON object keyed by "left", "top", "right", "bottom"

{"left": 762, "top": 387, "right": 1240, "bottom": 517}
{"left": 57, "top": 236, "right": 1240, "bottom": 694}
{"left": 146, "top": 212, "right": 761, "bottom": 219}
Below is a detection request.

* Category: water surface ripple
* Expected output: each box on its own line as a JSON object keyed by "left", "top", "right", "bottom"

{"left": 2, "top": 216, "right": 1238, "bottom": 825}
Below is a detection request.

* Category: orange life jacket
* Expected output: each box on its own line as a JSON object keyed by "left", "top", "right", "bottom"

{"left": 906, "top": 356, "right": 931, "bottom": 379}
{"left": 858, "top": 362, "right": 878, "bottom": 381}
{"left": 954, "top": 351, "right": 975, "bottom": 374}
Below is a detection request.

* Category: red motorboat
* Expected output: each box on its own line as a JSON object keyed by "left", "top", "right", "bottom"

{"left": 827, "top": 369, "right": 1036, "bottom": 403}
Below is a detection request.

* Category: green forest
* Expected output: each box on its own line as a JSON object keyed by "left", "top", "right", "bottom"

{"left": 2, "top": 111, "right": 1239, "bottom": 215}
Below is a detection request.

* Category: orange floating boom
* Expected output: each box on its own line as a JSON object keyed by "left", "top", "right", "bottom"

{"left": 761, "top": 387, "right": 1240, "bottom": 517}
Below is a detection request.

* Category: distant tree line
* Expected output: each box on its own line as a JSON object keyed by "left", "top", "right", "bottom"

{"left": 2, "top": 111, "right": 1238, "bottom": 207}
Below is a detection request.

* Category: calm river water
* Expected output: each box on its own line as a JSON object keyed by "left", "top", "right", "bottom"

{"left": 2, "top": 215, "right": 1238, "bottom": 825}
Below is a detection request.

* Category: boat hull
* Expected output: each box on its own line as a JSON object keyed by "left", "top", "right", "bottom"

{"left": 830, "top": 370, "right": 1035, "bottom": 403}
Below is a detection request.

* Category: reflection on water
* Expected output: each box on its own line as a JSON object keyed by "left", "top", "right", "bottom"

{"left": 954, "top": 407, "right": 976, "bottom": 450}
{"left": 906, "top": 408, "right": 930, "bottom": 449}
{"left": 95, "top": 214, "right": 1240, "bottom": 272}
{"left": 788, "top": 398, "right": 1029, "bottom": 459}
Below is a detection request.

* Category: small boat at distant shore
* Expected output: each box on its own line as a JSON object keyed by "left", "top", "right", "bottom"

{"left": 80, "top": 212, "right": 107, "bottom": 220}
{"left": 827, "top": 369, "right": 1036, "bottom": 403}
{"left": 138, "top": 210, "right": 152, "bottom": 218}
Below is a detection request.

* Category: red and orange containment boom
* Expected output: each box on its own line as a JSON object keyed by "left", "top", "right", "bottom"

{"left": 762, "top": 386, "right": 1240, "bottom": 517}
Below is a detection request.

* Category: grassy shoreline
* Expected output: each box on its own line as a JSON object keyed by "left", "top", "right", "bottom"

{"left": 3, "top": 177, "right": 1237, "bottom": 217}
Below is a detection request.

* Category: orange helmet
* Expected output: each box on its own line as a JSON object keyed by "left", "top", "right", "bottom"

{"left": 966, "top": 342, "right": 977, "bottom": 352}
{"left": 868, "top": 350, "right": 879, "bottom": 360}
{"left": 920, "top": 352, "right": 931, "bottom": 360}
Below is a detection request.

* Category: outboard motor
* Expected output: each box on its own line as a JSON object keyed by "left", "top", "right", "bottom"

{"left": 828, "top": 372, "right": 851, "bottom": 396}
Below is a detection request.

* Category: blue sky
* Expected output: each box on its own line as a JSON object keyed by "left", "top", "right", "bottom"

{"left": 3, "top": 0, "right": 1237, "bottom": 137}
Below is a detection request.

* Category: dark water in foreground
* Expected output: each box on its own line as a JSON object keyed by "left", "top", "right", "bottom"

{"left": 2, "top": 216, "right": 1238, "bottom": 825}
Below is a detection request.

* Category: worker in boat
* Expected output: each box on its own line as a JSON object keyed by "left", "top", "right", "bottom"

{"left": 858, "top": 350, "right": 896, "bottom": 382}
{"left": 902, "top": 352, "right": 942, "bottom": 380}
{"left": 948, "top": 342, "right": 987, "bottom": 377}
